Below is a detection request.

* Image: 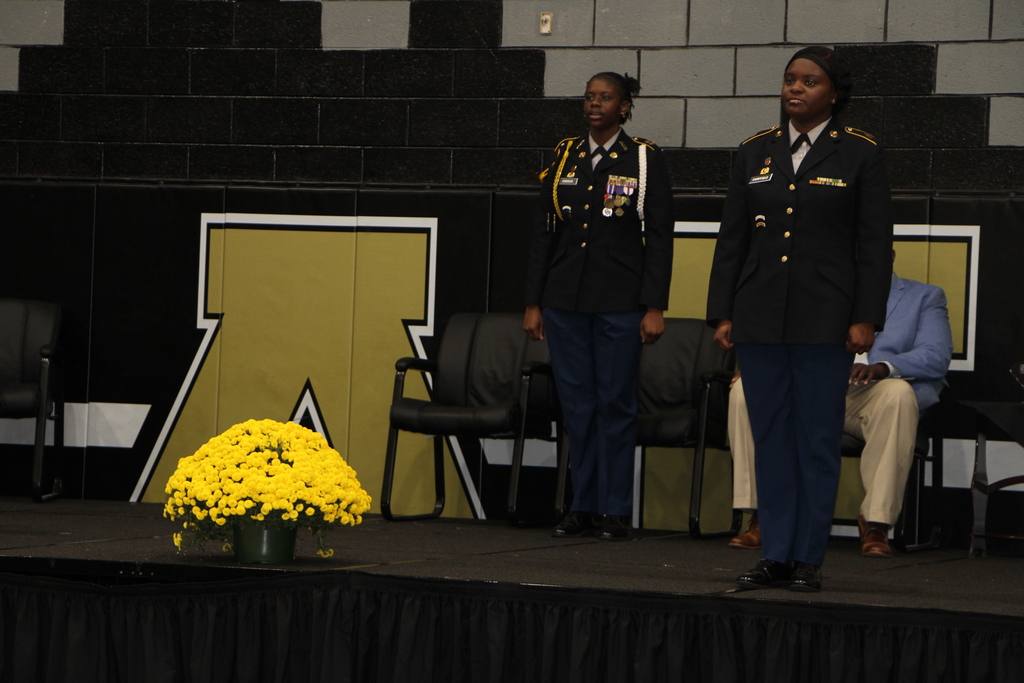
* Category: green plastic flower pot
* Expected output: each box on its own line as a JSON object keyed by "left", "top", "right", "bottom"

{"left": 233, "top": 524, "right": 297, "bottom": 564}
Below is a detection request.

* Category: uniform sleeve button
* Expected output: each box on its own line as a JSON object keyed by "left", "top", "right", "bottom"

{"left": 784, "top": 231, "right": 791, "bottom": 238}
{"left": 786, "top": 207, "right": 794, "bottom": 214}
{"left": 588, "top": 185, "right": 593, "bottom": 191}
{"left": 582, "top": 242, "right": 587, "bottom": 247}
{"left": 583, "top": 223, "right": 588, "bottom": 229}
{"left": 781, "top": 255, "right": 788, "bottom": 262}
{"left": 584, "top": 204, "right": 590, "bottom": 210}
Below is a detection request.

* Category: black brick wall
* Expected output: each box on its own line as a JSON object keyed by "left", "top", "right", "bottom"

{"left": 0, "top": 0, "right": 1020, "bottom": 192}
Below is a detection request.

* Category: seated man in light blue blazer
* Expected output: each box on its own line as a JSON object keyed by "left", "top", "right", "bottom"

{"left": 729, "top": 264, "right": 954, "bottom": 557}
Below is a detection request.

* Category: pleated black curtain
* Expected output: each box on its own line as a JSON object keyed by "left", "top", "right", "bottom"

{"left": 1, "top": 570, "right": 1022, "bottom": 683}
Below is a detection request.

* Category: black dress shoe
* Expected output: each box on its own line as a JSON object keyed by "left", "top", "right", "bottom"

{"left": 788, "top": 562, "right": 822, "bottom": 593}
{"left": 736, "top": 559, "right": 793, "bottom": 590}
{"left": 552, "top": 511, "right": 597, "bottom": 538}
{"left": 599, "top": 515, "right": 631, "bottom": 541}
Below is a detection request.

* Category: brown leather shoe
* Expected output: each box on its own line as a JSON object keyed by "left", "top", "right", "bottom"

{"left": 728, "top": 512, "right": 761, "bottom": 549}
{"left": 858, "top": 515, "right": 893, "bottom": 558}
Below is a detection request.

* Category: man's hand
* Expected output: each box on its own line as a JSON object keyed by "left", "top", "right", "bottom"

{"left": 523, "top": 305, "right": 544, "bottom": 341}
{"left": 845, "top": 322, "right": 876, "bottom": 354}
{"left": 713, "top": 319, "right": 734, "bottom": 351}
{"left": 849, "top": 362, "right": 889, "bottom": 385}
{"left": 640, "top": 308, "right": 665, "bottom": 344}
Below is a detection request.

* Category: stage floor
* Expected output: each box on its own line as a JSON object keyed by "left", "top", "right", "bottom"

{"left": 1, "top": 497, "right": 1021, "bottom": 618}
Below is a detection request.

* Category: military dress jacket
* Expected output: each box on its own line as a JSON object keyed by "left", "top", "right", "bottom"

{"left": 706, "top": 120, "right": 893, "bottom": 345}
{"left": 524, "top": 131, "right": 674, "bottom": 313}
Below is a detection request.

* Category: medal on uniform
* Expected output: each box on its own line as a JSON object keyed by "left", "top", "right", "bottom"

{"left": 606, "top": 175, "right": 638, "bottom": 198}
{"left": 603, "top": 208, "right": 613, "bottom": 217}
{"left": 614, "top": 208, "right": 624, "bottom": 216}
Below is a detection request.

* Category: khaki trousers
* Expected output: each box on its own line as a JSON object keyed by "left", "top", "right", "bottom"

{"left": 729, "top": 377, "right": 919, "bottom": 526}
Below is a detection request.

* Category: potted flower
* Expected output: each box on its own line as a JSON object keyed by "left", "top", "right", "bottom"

{"left": 164, "top": 419, "right": 372, "bottom": 563}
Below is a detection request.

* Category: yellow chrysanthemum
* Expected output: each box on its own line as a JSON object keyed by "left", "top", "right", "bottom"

{"left": 164, "top": 419, "right": 370, "bottom": 557}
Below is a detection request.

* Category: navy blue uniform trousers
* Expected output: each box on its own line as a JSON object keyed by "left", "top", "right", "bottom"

{"left": 544, "top": 308, "right": 644, "bottom": 517}
{"left": 736, "top": 343, "right": 853, "bottom": 566}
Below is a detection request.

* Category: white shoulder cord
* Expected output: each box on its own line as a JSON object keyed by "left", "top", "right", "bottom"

{"left": 637, "top": 142, "right": 647, "bottom": 222}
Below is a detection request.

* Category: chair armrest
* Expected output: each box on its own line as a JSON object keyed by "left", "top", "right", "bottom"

{"left": 522, "top": 360, "right": 553, "bottom": 377}
{"left": 395, "top": 357, "right": 437, "bottom": 373}
{"left": 701, "top": 369, "right": 736, "bottom": 385}
{"left": 39, "top": 344, "right": 61, "bottom": 360}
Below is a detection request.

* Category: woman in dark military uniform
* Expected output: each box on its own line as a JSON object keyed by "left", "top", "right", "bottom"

{"left": 523, "top": 72, "right": 674, "bottom": 540}
{"left": 706, "top": 47, "right": 893, "bottom": 591}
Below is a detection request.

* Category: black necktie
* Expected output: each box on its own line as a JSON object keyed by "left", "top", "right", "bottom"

{"left": 593, "top": 146, "right": 608, "bottom": 159}
{"left": 790, "top": 134, "right": 810, "bottom": 153}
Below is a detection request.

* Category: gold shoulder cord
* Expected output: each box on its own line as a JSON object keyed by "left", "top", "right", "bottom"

{"left": 552, "top": 141, "right": 573, "bottom": 221}
{"left": 844, "top": 126, "right": 878, "bottom": 145}
{"left": 632, "top": 136, "right": 656, "bottom": 151}
{"left": 741, "top": 125, "right": 779, "bottom": 146}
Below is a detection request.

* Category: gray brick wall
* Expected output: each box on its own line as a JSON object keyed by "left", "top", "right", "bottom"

{"left": 686, "top": 97, "right": 777, "bottom": 148}
{"left": 639, "top": 48, "right": 734, "bottom": 97}
{"left": 689, "top": 0, "right": 785, "bottom": 46}
{"left": 887, "top": 0, "right": 990, "bottom": 42}
{"left": 321, "top": 1, "right": 409, "bottom": 49}
{"left": 788, "top": 0, "right": 885, "bottom": 44}
{"left": 0, "top": 0, "right": 1022, "bottom": 191}
{"left": 0, "top": 1, "right": 63, "bottom": 46}
{"left": 0, "top": 47, "right": 16, "bottom": 91}
{"left": 594, "top": 0, "right": 686, "bottom": 47}
{"left": 992, "top": 0, "right": 1024, "bottom": 40}
{"left": 544, "top": 48, "right": 637, "bottom": 96}
{"left": 937, "top": 42, "right": 1024, "bottom": 94}
{"left": 503, "top": 0, "right": 594, "bottom": 47}
{"left": 628, "top": 96, "right": 685, "bottom": 147}
{"left": 989, "top": 96, "right": 1024, "bottom": 146}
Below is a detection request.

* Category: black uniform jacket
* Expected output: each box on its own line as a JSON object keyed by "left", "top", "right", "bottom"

{"left": 524, "top": 131, "right": 674, "bottom": 313}
{"left": 706, "top": 121, "right": 893, "bottom": 345}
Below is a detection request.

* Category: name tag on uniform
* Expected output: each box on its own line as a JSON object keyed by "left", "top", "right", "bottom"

{"left": 558, "top": 177, "right": 579, "bottom": 186}
{"left": 748, "top": 173, "right": 772, "bottom": 184}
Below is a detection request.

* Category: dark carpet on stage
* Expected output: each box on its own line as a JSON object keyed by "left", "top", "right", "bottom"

{"left": 0, "top": 497, "right": 1019, "bottom": 615}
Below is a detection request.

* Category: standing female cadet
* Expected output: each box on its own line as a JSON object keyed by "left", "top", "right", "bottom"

{"left": 706, "top": 47, "right": 893, "bottom": 591}
{"left": 524, "top": 72, "right": 674, "bottom": 540}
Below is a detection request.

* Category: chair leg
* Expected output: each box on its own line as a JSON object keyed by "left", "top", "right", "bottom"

{"left": 689, "top": 380, "right": 742, "bottom": 538}
{"left": 32, "top": 362, "right": 62, "bottom": 503}
{"left": 506, "top": 432, "right": 526, "bottom": 526}
{"left": 507, "top": 375, "right": 534, "bottom": 526}
{"left": 895, "top": 438, "right": 942, "bottom": 553}
{"left": 553, "top": 431, "right": 570, "bottom": 521}
{"left": 380, "top": 425, "right": 445, "bottom": 522}
{"left": 31, "top": 411, "right": 49, "bottom": 503}
{"left": 688, "top": 441, "right": 742, "bottom": 538}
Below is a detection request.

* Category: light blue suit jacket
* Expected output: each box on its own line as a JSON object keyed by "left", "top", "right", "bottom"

{"left": 867, "top": 275, "right": 953, "bottom": 412}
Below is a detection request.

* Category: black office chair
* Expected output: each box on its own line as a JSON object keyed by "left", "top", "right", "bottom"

{"left": 381, "top": 312, "right": 563, "bottom": 524}
{"left": 631, "top": 317, "right": 739, "bottom": 538}
{"left": 0, "top": 299, "right": 64, "bottom": 503}
{"left": 834, "top": 399, "right": 944, "bottom": 552}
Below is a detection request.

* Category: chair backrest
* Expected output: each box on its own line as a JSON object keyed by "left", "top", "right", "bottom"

{"left": 637, "top": 318, "right": 732, "bottom": 415}
{"left": 0, "top": 299, "right": 61, "bottom": 387}
{"left": 434, "top": 313, "right": 554, "bottom": 414}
